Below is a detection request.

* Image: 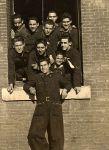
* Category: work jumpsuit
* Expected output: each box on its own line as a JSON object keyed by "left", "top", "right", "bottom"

{"left": 23, "top": 71, "right": 71, "bottom": 150}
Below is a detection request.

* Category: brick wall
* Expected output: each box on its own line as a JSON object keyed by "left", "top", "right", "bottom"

{"left": 0, "top": 0, "right": 109, "bottom": 150}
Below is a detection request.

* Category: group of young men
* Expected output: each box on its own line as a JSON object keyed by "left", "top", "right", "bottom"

{"left": 7, "top": 11, "right": 82, "bottom": 150}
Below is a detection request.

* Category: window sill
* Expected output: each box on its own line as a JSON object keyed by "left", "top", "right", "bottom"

{"left": 2, "top": 86, "right": 91, "bottom": 102}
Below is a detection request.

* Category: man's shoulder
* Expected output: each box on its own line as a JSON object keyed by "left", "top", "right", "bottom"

{"left": 52, "top": 70, "right": 62, "bottom": 78}
{"left": 9, "top": 48, "right": 16, "bottom": 55}
{"left": 29, "top": 50, "right": 36, "bottom": 56}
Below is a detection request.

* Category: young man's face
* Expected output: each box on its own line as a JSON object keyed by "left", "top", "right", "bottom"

{"left": 40, "top": 61, "right": 50, "bottom": 74}
{"left": 43, "top": 24, "right": 54, "bottom": 36}
{"left": 48, "top": 12, "right": 58, "bottom": 23}
{"left": 36, "top": 43, "right": 47, "bottom": 55}
{"left": 60, "top": 38, "right": 71, "bottom": 51}
{"left": 13, "top": 18, "right": 23, "bottom": 30}
{"left": 14, "top": 41, "right": 25, "bottom": 53}
{"left": 29, "top": 19, "right": 39, "bottom": 32}
{"left": 62, "top": 18, "right": 72, "bottom": 30}
{"left": 55, "top": 54, "right": 64, "bottom": 66}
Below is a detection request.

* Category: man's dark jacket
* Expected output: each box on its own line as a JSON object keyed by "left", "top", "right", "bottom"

{"left": 23, "top": 71, "right": 71, "bottom": 103}
{"left": 8, "top": 48, "right": 29, "bottom": 84}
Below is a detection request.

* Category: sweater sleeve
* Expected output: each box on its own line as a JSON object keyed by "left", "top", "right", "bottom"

{"left": 8, "top": 49, "right": 15, "bottom": 84}
{"left": 58, "top": 72, "right": 72, "bottom": 92}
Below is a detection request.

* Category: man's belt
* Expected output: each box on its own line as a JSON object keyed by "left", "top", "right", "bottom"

{"left": 37, "top": 97, "right": 61, "bottom": 105}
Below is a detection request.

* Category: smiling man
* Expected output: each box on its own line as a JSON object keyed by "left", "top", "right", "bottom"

{"left": 59, "top": 35, "right": 82, "bottom": 94}
{"left": 36, "top": 20, "right": 58, "bottom": 52}
{"left": 7, "top": 36, "right": 29, "bottom": 94}
{"left": 23, "top": 57, "right": 71, "bottom": 150}
{"left": 11, "top": 14, "right": 28, "bottom": 39}
{"left": 25, "top": 17, "right": 41, "bottom": 53}
{"left": 47, "top": 10, "right": 58, "bottom": 28}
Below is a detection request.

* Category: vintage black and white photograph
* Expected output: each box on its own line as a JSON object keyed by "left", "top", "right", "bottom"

{"left": 0, "top": 0, "right": 109, "bottom": 150}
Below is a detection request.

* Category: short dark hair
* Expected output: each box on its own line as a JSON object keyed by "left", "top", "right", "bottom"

{"left": 28, "top": 16, "right": 39, "bottom": 23}
{"left": 61, "top": 12, "right": 72, "bottom": 21}
{"left": 13, "top": 36, "right": 25, "bottom": 44}
{"left": 12, "top": 14, "right": 23, "bottom": 21}
{"left": 60, "top": 35, "right": 72, "bottom": 42}
{"left": 39, "top": 56, "right": 50, "bottom": 65}
{"left": 55, "top": 50, "right": 65, "bottom": 57}
{"left": 43, "top": 19, "right": 55, "bottom": 27}
{"left": 35, "top": 39, "right": 47, "bottom": 47}
{"left": 48, "top": 10, "right": 57, "bottom": 15}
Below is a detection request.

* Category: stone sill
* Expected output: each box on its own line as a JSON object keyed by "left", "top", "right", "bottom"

{"left": 2, "top": 86, "right": 91, "bottom": 102}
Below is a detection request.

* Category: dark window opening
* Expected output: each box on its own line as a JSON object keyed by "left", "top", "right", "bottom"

{"left": 14, "top": 0, "right": 79, "bottom": 26}
{"left": 11, "top": 0, "right": 83, "bottom": 85}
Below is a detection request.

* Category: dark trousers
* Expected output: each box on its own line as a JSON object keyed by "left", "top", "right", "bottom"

{"left": 28, "top": 102, "right": 64, "bottom": 150}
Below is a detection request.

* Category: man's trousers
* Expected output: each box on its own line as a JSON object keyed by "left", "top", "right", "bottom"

{"left": 28, "top": 102, "right": 64, "bottom": 150}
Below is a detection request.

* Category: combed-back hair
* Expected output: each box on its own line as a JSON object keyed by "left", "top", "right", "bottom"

{"left": 59, "top": 35, "right": 72, "bottom": 42}
{"left": 28, "top": 16, "right": 39, "bottom": 23}
{"left": 43, "top": 19, "right": 55, "bottom": 27}
{"left": 35, "top": 39, "right": 47, "bottom": 46}
{"left": 55, "top": 50, "right": 66, "bottom": 57}
{"left": 61, "top": 12, "right": 72, "bottom": 21}
{"left": 39, "top": 56, "right": 50, "bottom": 65}
{"left": 13, "top": 36, "right": 25, "bottom": 44}
{"left": 12, "top": 14, "right": 23, "bottom": 20}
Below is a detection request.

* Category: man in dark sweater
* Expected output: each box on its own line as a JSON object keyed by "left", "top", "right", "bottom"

{"left": 23, "top": 57, "right": 71, "bottom": 150}
{"left": 36, "top": 19, "right": 58, "bottom": 52}
{"left": 58, "top": 35, "right": 82, "bottom": 94}
{"left": 25, "top": 16, "right": 42, "bottom": 53}
{"left": 47, "top": 10, "right": 59, "bottom": 28}
{"left": 51, "top": 50, "right": 74, "bottom": 88}
{"left": 11, "top": 14, "right": 28, "bottom": 40}
{"left": 7, "top": 36, "right": 29, "bottom": 94}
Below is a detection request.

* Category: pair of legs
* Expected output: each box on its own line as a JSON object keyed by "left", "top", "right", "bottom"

{"left": 28, "top": 103, "right": 64, "bottom": 150}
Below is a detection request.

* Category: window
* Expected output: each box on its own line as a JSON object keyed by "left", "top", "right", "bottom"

{"left": 12, "top": 0, "right": 83, "bottom": 82}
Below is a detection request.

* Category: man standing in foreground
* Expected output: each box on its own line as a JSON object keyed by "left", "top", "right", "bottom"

{"left": 23, "top": 57, "right": 71, "bottom": 150}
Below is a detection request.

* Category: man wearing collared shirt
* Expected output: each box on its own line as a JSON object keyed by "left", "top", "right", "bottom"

{"left": 23, "top": 57, "right": 71, "bottom": 150}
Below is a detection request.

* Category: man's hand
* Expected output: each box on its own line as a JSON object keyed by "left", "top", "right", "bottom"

{"left": 49, "top": 55, "right": 54, "bottom": 64}
{"left": 7, "top": 84, "right": 14, "bottom": 94}
{"left": 31, "top": 63, "right": 39, "bottom": 70}
{"left": 74, "top": 86, "right": 81, "bottom": 94}
{"left": 11, "top": 29, "right": 15, "bottom": 39}
{"left": 29, "top": 87, "right": 36, "bottom": 95}
{"left": 61, "top": 89, "right": 68, "bottom": 99}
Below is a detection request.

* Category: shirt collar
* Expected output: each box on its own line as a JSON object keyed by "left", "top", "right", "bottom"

{"left": 41, "top": 70, "right": 53, "bottom": 78}
{"left": 60, "top": 26, "right": 72, "bottom": 32}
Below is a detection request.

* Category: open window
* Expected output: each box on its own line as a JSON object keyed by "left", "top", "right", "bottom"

{"left": 13, "top": 0, "right": 83, "bottom": 82}
{"left": 2, "top": 0, "right": 91, "bottom": 102}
